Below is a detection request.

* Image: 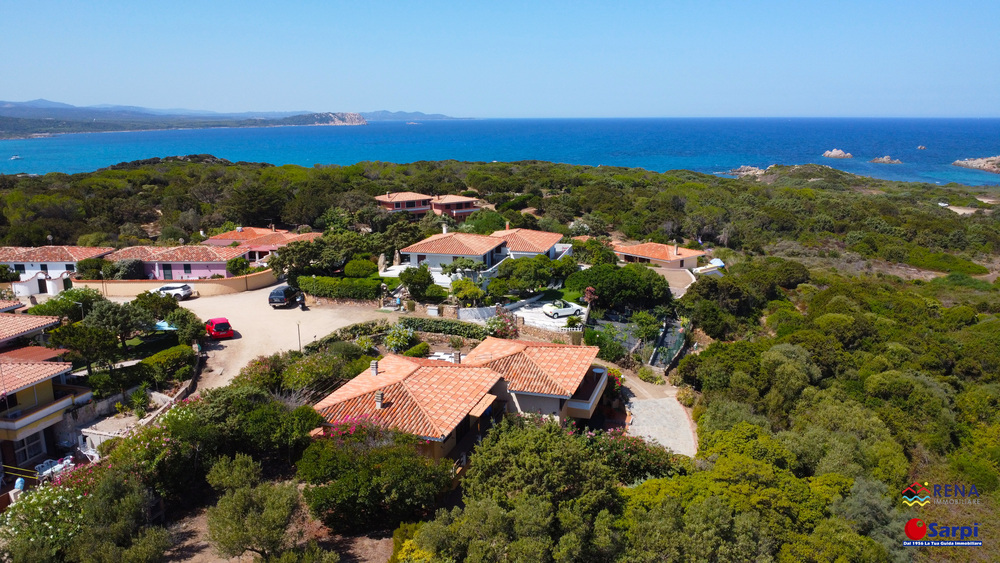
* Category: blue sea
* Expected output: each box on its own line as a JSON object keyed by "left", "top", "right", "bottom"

{"left": 1, "top": 118, "right": 999, "bottom": 186}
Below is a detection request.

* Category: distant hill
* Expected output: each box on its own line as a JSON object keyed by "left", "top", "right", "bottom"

{"left": 360, "top": 110, "right": 462, "bottom": 121}
{"left": 0, "top": 100, "right": 366, "bottom": 138}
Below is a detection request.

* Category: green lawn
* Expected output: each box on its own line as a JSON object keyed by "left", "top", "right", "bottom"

{"left": 125, "top": 332, "right": 180, "bottom": 358}
{"left": 541, "top": 288, "right": 583, "bottom": 304}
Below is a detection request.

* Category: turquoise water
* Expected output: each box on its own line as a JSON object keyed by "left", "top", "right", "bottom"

{"left": 1, "top": 118, "right": 999, "bottom": 186}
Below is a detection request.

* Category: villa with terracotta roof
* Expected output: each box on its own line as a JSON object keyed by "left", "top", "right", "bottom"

{"left": 490, "top": 228, "right": 566, "bottom": 259}
{"left": 202, "top": 226, "right": 288, "bottom": 246}
{"left": 399, "top": 231, "right": 508, "bottom": 269}
{"left": 375, "top": 191, "right": 481, "bottom": 221}
{"left": 0, "top": 313, "right": 91, "bottom": 476}
{"left": 613, "top": 242, "right": 706, "bottom": 269}
{"left": 105, "top": 245, "right": 250, "bottom": 280}
{"left": 0, "top": 246, "right": 114, "bottom": 297}
{"left": 313, "top": 338, "right": 607, "bottom": 458}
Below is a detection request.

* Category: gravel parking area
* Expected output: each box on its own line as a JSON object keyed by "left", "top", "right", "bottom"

{"left": 178, "top": 287, "right": 397, "bottom": 390}
{"left": 624, "top": 377, "right": 698, "bottom": 457}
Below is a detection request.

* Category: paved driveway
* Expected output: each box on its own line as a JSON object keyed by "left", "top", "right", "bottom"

{"left": 178, "top": 287, "right": 396, "bottom": 389}
{"left": 517, "top": 301, "right": 583, "bottom": 331}
{"left": 624, "top": 377, "right": 698, "bottom": 457}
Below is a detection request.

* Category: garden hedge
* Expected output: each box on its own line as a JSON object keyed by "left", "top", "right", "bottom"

{"left": 398, "top": 317, "right": 489, "bottom": 340}
{"left": 299, "top": 276, "right": 383, "bottom": 300}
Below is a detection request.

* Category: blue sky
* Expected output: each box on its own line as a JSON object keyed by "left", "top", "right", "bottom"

{"left": 3, "top": 1, "right": 998, "bottom": 117}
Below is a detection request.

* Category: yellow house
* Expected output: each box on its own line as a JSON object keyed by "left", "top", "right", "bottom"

{"left": 0, "top": 359, "right": 91, "bottom": 473}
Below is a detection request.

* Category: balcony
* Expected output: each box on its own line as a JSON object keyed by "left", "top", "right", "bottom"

{"left": 0, "top": 385, "right": 91, "bottom": 438}
{"left": 566, "top": 367, "right": 608, "bottom": 419}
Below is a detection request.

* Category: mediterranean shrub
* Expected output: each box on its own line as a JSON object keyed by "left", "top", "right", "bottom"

{"left": 140, "top": 345, "right": 196, "bottom": 382}
{"left": 384, "top": 324, "right": 415, "bottom": 352}
{"left": 344, "top": 259, "right": 378, "bottom": 278}
{"left": 398, "top": 317, "right": 489, "bottom": 340}
{"left": 298, "top": 276, "right": 382, "bottom": 300}
{"left": 403, "top": 342, "right": 431, "bottom": 357}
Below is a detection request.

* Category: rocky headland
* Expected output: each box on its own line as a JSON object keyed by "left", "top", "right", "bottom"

{"left": 869, "top": 156, "right": 902, "bottom": 164}
{"left": 728, "top": 165, "right": 768, "bottom": 178}
{"left": 953, "top": 156, "right": 1000, "bottom": 175}
{"left": 823, "top": 149, "right": 853, "bottom": 159}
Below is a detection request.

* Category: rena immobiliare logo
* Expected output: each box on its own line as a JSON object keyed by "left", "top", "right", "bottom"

{"left": 902, "top": 481, "right": 981, "bottom": 507}
{"left": 901, "top": 482, "right": 931, "bottom": 507}
{"left": 904, "top": 518, "right": 982, "bottom": 547}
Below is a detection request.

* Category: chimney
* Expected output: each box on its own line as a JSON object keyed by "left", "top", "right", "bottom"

{"left": 270, "top": 223, "right": 275, "bottom": 232}
{"left": 375, "top": 390, "right": 384, "bottom": 410}
{"left": 674, "top": 243, "right": 679, "bottom": 256}
{"left": 453, "top": 351, "right": 461, "bottom": 364}
{"left": 442, "top": 224, "right": 448, "bottom": 234}
{"left": 505, "top": 221, "right": 510, "bottom": 230}
{"left": 370, "top": 360, "right": 378, "bottom": 377}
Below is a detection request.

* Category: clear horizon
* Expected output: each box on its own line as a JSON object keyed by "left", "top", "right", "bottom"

{"left": 3, "top": 1, "right": 999, "bottom": 118}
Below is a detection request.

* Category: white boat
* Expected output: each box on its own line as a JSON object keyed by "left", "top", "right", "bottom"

{"left": 9, "top": 155, "right": 22, "bottom": 160}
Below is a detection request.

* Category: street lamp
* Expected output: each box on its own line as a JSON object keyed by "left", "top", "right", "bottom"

{"left": 296, "top": 321, "right": 302, "bottom": 353}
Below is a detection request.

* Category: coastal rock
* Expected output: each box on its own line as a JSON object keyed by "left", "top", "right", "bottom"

{"left": 869, "top": 156, "right": 902, "bottom": 164}
{"left": 822, "top": 149, "right": 853, "bottom": 159}
{"left": 918, "top": 145, "right": 927, "bottom": 150}
{"left": 283, "top": 112, "right": 366, "bottom": 126}
{"left": 953, "top": 156, "right": 1000, "bottom": 175}
{"left": 728, "top": 165, "right": 765, "bottom": 178}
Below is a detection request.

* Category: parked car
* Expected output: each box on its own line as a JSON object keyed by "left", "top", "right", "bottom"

{"left": 269, "top": 285, "right": 303, "bottom": 308}
{"left": 205, "top": 317, "right": 234, "bottom": 339}
{"left": 156, "top": 283, "right": 193, "bottom": 300}
{"left": 542, "top": 299, "right": 584, "bottom": 318}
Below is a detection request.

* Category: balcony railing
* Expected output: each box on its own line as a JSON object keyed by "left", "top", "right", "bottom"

{"left": 566, "top": 368, "right": 607, "bottom": 414}
{"left": 0, "top": 395, "right": 73, "bottom": 431}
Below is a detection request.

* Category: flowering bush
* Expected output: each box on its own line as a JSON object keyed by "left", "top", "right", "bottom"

{"left": 485, "top": 305, "right": 518, "bottom": 338}
{"left": 0, "top": 483, "right": 87, "bottom": 559}
{"left": 384, "top": 323, "right": 415, "bottom": 352}
{"left": 605, "top": 367, "right": 625, "bottom": 399}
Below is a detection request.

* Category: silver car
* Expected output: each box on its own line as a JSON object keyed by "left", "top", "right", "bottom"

{"left": 156, "top": 283, "right": 193, "bottom": 300}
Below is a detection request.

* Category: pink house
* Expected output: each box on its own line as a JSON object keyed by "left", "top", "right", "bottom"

{"left": 105, "top": 246, "right": 249, "bottom": 280}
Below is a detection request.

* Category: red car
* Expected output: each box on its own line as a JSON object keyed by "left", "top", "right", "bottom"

{"left": 205, "top": 318, "right": 234, "bottom": 339}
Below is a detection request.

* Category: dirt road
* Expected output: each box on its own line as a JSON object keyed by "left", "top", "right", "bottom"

{"left": 179, "top": 287, "right": 396, "bottom": 390}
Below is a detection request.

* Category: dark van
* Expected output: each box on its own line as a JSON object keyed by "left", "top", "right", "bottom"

{"left": 269, "top": 285, "right": 303, "bottom": 308}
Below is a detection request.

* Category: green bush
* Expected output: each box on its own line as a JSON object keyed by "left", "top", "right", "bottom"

{"left": 384, "top": 324, "right": 415, "bottom": 352}
{"left": 298, "top": 276, "right": 382, "bottom": 300}
{"left": 398, "top": 317, "right": 489, "bottom": 340}
{"left": 423, "top": 284, "right": 448, "bottom": 304}
{"left": 344, "top": 259, "right": 378, "bottom": 278}
{"left": 403, "top": 342, "right": 431, "bottom": 357}
{"left": 140, "top": 345, "right": 196, "bottom": 382}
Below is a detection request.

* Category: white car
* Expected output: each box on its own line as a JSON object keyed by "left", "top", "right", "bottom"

{"left": 542, "top": 299, "right": 583, "bottom": 318}
{"left": 156, "top": 283, "right": 193, "bottom": 300}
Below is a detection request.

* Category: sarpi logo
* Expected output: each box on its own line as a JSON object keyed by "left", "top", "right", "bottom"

{"left": 905, "top": 518, "right": 979, "bottom": 541}
{"left": 901, "top": 482, "right": 931, "bottom": 507}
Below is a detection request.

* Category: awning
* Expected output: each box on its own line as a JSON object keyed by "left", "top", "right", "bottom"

{"left": 469, "top": 393, "right": 497, "bottom": 418}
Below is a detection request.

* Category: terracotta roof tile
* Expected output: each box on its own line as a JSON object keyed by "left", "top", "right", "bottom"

{"left": 463, "top": 337, "right": 599, "bottom": 397}
{"left": 238, "top": 231, "right": 324, "bottom": 250}
{"left": 401, "top": 233, "right": 505, "bottom": 256}
{"left": 148, "top": 246, "right": 248, "bottom": 263}
{"left": 612, "top": 242, "right": 705, "bottom": 262}
{"left": 0, "top": 359, "right": 72, "bottom": 395}
{"left": 315, "top": 355, "right": 501, "bottom": 440}
{"left": 432, "top": 195, "right": 480, "bottom": 205}
{"left": 0, "top": 346, "right": 64, "bottom": 362}
{"left": 0, "top": 246, "right": 113, "bottom": 263}
{"left": 0, "top": 300, "right": 24, "bottom": 313}
{"left": 206, "top": 227, "right": 286, "bottom": 242}
{"left": 0, "top": 313, "right": 61, "bottom": 343}
{"left": 490, "top": 229, "right": 563, "bottom": 253}
{"left": 105, "top": 246, "right": 164, "bottom": 261}
{"left": 0, "top": 247, "right": 30, "bottom": 261}
{"left": 375, "top": 191, "right": 432, "bottom": 204}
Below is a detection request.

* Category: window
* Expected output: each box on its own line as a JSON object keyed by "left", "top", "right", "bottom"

{"left": 14, "top": 264, "right": 24, "bottom": 274}
{"left": 162, "top": 264, "right": 173, "bottom": 280}
{"left": 14, "top": 431, "right": 46, "bottom": 464}
{"left": 183, "top": 264, "right": 192, "bottom": 274}
{"left": 1, "top": 393, "right": 18, "bottom": 410}
{"left": 394, "top": 202, "right": 401, "bottom": 209}
{"left": 417, "top": 255, "right": 426, "bottom": 263}
{"left": 40, "top": 264, "right": 48, "bottom": 273}
{"left": 65, "top": 264, "right": 75, "bottom": 272}
{"left": 406, "top": 201, "right": 416, "bottom": 208}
